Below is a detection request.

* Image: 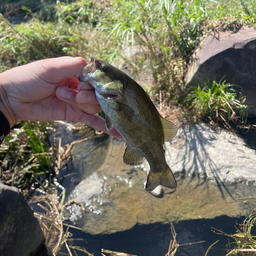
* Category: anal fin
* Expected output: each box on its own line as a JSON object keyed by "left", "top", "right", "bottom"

{"left": 123, "top": 144, "right": 144, "bottom": 166}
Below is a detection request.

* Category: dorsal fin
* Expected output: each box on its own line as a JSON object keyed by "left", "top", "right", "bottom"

{"left": 160, "top": 117, "right": 177, "bottom": 142}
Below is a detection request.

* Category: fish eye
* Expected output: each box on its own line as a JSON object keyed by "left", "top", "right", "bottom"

{"left": 101, "top": 65, "right": 107, "bottom": 72}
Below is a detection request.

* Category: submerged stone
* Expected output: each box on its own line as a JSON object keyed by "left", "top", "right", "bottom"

{"left": 66, "top": 123, "right": 256, "bottom": 235}
{"left": 164, "top": 122, "right": 256, "bottom": 183}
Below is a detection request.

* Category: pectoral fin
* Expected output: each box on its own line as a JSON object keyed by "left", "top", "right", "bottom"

{"left": 146, "top": 167, "right": 177, "bottom": 191}
{"left": 123, "top": 144, "right": 144, "bottom": 165}
{"left": 160, "top": 117, "right": 177, "bottom": 142}
{"left": 105, "top": 115, "right": 113, "bottom": 131}
{"left": 116, "top": 101, "right": 134, "bottom": 118}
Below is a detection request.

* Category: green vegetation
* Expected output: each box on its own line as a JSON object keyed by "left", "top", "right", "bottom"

{"left": 0, "top": 120, "right": 93, "bottom": 197}
{"left": 187, "top": 79, "right": 248, "bottom": 128}
{"left": 210, "top": 208, "right": 256, "bottom": 255}
{"left": 0, "top": 121, "right": 55, "bottom": 196}
{"left": 0, "top": 0, "right": 255, "bottom": 96}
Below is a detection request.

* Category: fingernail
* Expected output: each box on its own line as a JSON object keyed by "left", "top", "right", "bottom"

{"left": 58, "top": 88, "right": 72, "bottom": 99}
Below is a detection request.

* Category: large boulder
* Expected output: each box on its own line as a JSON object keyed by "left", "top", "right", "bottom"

{"left": 185, "top": 26, "right": 256, "bottom": 117}
{"left": 0, "top": 183, "right": 45, "bottom": 256}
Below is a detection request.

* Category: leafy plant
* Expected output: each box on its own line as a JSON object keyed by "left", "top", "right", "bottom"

{"left": 36, "top": 0, "right": 102, "bottom": 26}
{"left": 0, "top": 121, "right": 56, "bottom": 195}
{"left": 98, "top": 0, "right": 191, "bottom": 100}
{"left": 187, "top": 79, "right": 248, "bottom": 126}
{"left": 23, "top": 121, "right": 52, "bottom": 168}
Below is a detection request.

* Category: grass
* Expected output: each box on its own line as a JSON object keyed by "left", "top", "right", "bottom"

{"left": 0, "top": 0, "right": 255, "bottom": 95}
{"left": 97, "top": 0, "right": 206, "bottom": 99}
{"left": 0, "top": 1, "right": 113, "bottom": 71}
{"left": 0, "top": 120, "right": 95, "bottom": 197}
{"left": 0, "top": 121, "right": 56, "bottom": 196}
{"left": 187, "top": 79, "right": 248, "bottom": 128}
{"left": 0, "top": 0, "right": 252, "bottom": 119}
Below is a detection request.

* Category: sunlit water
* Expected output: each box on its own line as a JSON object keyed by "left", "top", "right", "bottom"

{"left": 51, "top": 127, "right": 256, "bottom": 256}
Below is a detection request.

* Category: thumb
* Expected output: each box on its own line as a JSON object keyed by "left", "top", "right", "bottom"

{"left": 36, "top": 57, "right": 87, "bottom": 83}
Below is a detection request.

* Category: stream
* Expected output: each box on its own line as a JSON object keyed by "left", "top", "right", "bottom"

{"left": 49, "top": 122, "right": 256, "bottom": 256}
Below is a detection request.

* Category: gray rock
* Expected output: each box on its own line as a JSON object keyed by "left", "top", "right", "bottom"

{"left": 65, "top": 173, "right": 105, "bottom": 223}
{"left": 185, "top": 26, "right": 256, "bottom": 116}
{"left": 164, "top": 122, "right": 256, "bottom": 183}
{"left": 66, "top": 124, "right": 256, "bottom": 235}
{"left": 118, "top": 45, "right": 154, "bottom": 90}
{"left": 0, "top": 184, "right": 45, "bottom": 256}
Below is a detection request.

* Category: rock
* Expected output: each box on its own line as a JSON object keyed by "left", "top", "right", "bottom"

{"left": 66, "top": 124, "right": 256, "bottom": 235}
{"left": 150, "top": 185, "right": 163, "bottom": 197}
{"left": 0, "top": 184, "right": 45, "bottom": 256}
{"left": 164, "top": 122, "right": 256, "bottom": 183}
{"left": 119, "top": 45, "right": 154, "bottom": 90}
{"left": 185, "top": 26, "right": 256, "bottom": 117}
{"left": 143, "top": 182, "right": 163, "bottom": 197}
{"left": 65, "top": 172, "right": 105, "bottom": 223}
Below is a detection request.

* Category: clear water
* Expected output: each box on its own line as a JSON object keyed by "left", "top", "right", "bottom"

{"left": 51, "top": 125, "right": 256, "bottom": 256}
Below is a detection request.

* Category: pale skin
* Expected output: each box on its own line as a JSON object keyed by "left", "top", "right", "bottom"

{"left": 0, "top": 56, "right": 121, "bottom": 138}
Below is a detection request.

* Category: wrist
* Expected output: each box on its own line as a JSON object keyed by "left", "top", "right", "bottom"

{"left": 0, "top": 81, "right": 17, "bottom": 128}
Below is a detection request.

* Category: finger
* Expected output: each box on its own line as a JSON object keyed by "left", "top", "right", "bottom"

{"left": 77, "top": 82, "right": 94, "bottom": 91}
{"left": 78, "top": 113, "right": 122, "bottom": 139}
{"left": 56, "top": 86, "right": 102, "bottom": 114}
{"left": 56, "top": 86, "right": 77, "bottom": 105}
{"left": 76, "top": 90, "right": 99, "bottom": 105}
{"left": 35, "top": 57, "right": 87, "bottom": 83}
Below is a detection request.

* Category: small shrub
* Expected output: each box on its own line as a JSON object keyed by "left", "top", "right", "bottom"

{"left": 187, "top": 79, "right": 248, "bottom": 126}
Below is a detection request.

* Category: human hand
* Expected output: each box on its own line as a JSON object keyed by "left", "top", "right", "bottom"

{"left": 0, "top": 56, "right": 121, "bottom": 138}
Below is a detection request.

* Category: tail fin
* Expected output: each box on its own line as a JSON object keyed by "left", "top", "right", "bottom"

{"left": 146, "top": 168, "right": 177, "bottom": 191}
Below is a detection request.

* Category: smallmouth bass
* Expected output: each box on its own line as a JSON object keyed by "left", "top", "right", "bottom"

{"left": 79, "top": 58, "right": 177, "bottom": 191}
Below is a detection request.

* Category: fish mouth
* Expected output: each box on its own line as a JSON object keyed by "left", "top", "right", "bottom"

{"left": 79, "top": 57, "right": 97, "bottom": 81}
{"left": 96, "top": 91, "right": 119, "bottom": 100}
{"left": 102, "top": 93, "right": 118, "bottom": 99}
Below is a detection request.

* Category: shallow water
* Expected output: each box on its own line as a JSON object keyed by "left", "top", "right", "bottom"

{"left": 54, "top": 130, "right": 256, "bottom": 255}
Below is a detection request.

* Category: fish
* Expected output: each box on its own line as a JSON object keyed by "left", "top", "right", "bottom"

{"left": 79, "top": 57, "right": 177, "bottom": 191}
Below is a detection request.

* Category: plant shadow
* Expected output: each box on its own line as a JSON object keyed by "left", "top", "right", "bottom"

{"left": 166, "top": 122, "right": 236, "bottom": 200}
